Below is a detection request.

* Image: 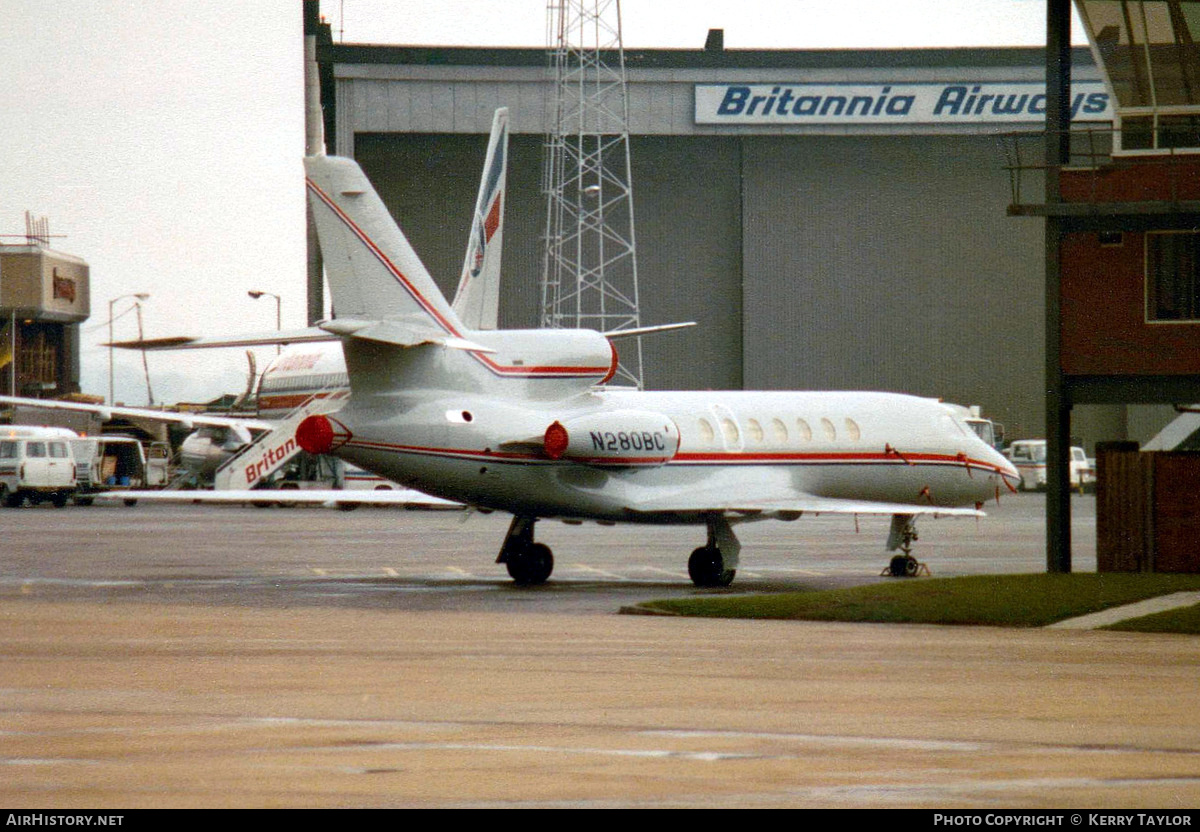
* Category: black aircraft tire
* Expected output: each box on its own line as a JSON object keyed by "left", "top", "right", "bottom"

{"left": 506, "top": 542, "right": 554, "bottom": 586}
{"left": 688, "top": 546, "right": 735, "bottom": 588}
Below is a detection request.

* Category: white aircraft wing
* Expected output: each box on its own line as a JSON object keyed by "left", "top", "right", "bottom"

{"left": 619, "top": 477, "right": 986, "bottom": 518}
{"left": 93, "top": 488, "right": 462, "bottom": 508}
{"left": 0, "top": 395, "right": 274, "bottom": 432}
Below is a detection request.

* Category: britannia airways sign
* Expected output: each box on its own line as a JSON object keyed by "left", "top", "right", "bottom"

{"left": 695, "top": 81, "right": 1113, "bottom": 125}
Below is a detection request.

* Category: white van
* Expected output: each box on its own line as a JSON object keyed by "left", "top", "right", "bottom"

{"left": 1005, "top": 439, "right": 1095, "bottom": 493}
{"left": 0, "top": 426, "right": 79, "bottom": 507}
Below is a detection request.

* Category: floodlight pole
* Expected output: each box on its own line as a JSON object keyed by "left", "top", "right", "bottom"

{"left": 248, "top": 290, "right": 282, "bottom": 354}
{"left": 108, "top": 292, "right": 149, "bottom": 406}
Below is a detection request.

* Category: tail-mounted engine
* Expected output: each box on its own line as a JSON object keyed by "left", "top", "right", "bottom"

{"left": 543, "top": 409, "right": 679, "bottom": 467}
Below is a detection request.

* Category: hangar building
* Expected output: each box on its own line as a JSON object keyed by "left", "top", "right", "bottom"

{"left": 316, "top": 35, "right": 1138, "bottom": 446}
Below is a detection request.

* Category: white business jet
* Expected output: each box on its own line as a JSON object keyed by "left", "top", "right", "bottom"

{"left": 274, "top": 151, "right": 1020, "bottom": 586}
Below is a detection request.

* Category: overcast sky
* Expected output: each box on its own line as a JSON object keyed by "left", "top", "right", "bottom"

{"left": 0, "top": 0, "right": 1075, "bottom": 405}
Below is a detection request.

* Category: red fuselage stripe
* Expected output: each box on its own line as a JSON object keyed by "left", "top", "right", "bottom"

{"left": 343, "top": 438, "right": 1014, "bottom": 477}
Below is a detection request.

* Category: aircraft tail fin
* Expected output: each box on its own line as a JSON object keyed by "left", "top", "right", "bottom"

{"left": 451, "top": 108, "right": 508, "bottom": 331}
{"left": 304, "top": 155, "right": 463, "bottom": 333}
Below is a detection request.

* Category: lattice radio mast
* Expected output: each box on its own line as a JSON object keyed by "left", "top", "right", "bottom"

{"left": 540, "top": 0, "right": 643, "bottom": 388}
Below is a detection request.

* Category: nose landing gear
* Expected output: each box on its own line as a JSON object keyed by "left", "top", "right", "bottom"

{"left": 883, "top": 513, "right": 929, "bottom": 577}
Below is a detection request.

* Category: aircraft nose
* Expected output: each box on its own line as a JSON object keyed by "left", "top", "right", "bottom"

{"left": 992, "top": 448, "right": 1020, "bottom": 491}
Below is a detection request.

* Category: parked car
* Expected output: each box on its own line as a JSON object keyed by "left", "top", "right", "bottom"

{"left": 1005, "top": 439, "right": 1094, "bottom": 493}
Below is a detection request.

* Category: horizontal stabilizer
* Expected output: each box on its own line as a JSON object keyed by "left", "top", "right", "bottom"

{"left": 603, "top": 322, "right": 696, "bottom": 339}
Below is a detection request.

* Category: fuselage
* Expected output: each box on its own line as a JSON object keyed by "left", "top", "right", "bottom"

{"left": 255, "top": 343, "right": 348, "bottom": 421}
{"left": 325, "top": 385, "right": 1019, "bottom": 524}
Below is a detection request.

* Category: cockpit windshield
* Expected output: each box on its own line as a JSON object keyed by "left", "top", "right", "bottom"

{"left": 965, "top": 419, "right": 995, "bottom": 448}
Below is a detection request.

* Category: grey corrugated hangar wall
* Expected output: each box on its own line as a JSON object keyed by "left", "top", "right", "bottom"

{"left": 740, "top": 135, "right": 1044, "bottom": 414}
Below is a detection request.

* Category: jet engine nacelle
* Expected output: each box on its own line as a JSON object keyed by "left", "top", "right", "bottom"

{"left": 179, "top": 425, "right": 254, "bottom": 478}
{"left": 543, "top": 409, "right": 680, "bottom": 467}
{"left": 464, "top": 327, "right": 620, "bottom": 386}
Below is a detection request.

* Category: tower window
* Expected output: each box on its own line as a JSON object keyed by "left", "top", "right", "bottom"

{"left": 1147, "top": 231, "right": 1200, "bottom": 322}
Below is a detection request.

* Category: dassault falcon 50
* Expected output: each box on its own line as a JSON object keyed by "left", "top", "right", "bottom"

{"left": 280, "top": 151, "right": 1019, "bottom": 586}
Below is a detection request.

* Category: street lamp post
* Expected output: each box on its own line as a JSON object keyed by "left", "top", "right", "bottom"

{"left": 108, "top": 292, "right": 149, "bottom": 406}
{"left": 248, "top": 290, "right": 281, "bottom": 354}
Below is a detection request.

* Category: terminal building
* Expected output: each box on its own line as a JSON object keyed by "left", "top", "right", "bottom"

{"left": 0, "top": 224, "right": 89, "bottom": 400}
{"left": 314, "top": 32, "right": 1145, "bottom": 448}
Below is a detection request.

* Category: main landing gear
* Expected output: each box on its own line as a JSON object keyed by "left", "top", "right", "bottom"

{"left": 688, "top": 514, "right": 741, "bottom": 588}
{"left": 883, "top": 513, "right": 929, "bottom": 577}
{"left": 497, "top": 514, "right": 743, "bottom": 589}
{"left": 497, "top": 516, "right": 554, "bottom": 586}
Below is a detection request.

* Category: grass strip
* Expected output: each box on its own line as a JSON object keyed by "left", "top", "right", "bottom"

{"left": 635, "top": 573, "right": 1200, "bottom": 628}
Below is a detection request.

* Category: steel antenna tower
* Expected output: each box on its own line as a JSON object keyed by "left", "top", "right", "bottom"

{"left": 540, "top": 0, "right": 643, "bottom": 388}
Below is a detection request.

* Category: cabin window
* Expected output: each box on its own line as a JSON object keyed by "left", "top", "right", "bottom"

{"left": 746, "top": 418, "right": 764, "bottom": 444}
{"left": 795, "top": 418, "right": 813, "bottom": 442}
{"left": 720, "top": 418, "right": 740, "bottom": 446}
{"left": 844, "top": 418, "right": 861, "bottom": 442}
{"left": 697, "top": 417, "right": 715, "bottom": 445}
{"left": 48, "top": 442, "right": 69, "bottom": 458}
{"left": 1147, "top": 231, "right": 1200, "bottom": 322}
{"left": 25, "top": 442, "right": 45, "bottom": 458}
{"left": 820, "top": 418, "right": 836, "bottom": 442}
{"left": 0, "top": 442, "right": 14, "bottom": 459}
{"left": 770, "top": 418, "right": 788, "bottom": 444}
